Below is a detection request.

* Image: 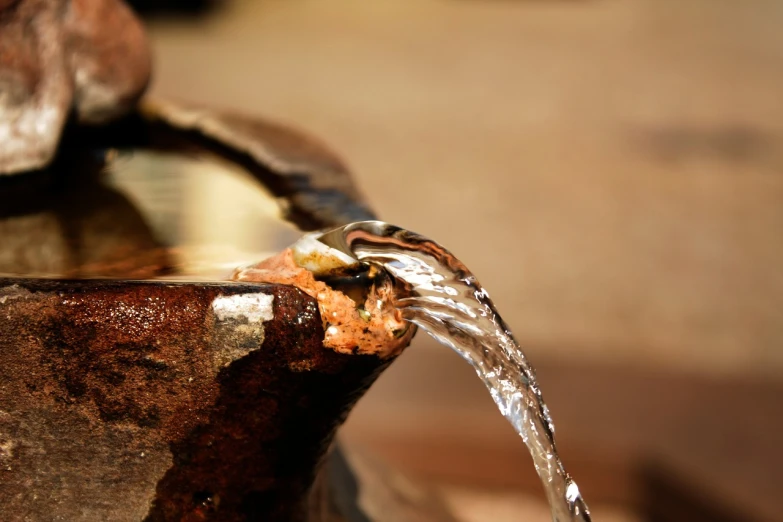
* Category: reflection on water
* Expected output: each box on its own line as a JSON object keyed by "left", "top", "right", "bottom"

{"left": 105, "top": 149, "right": 302, "bottom": 279}
{"left": 0, "top": 147, "right": 302, "bottom": 280}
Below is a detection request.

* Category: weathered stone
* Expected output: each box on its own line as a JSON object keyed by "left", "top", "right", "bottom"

{"left": 0, "top": 279, "right": 393, "bottom": 521}
{"left": 0, "top": 0, "right": 150, "bottom": 174}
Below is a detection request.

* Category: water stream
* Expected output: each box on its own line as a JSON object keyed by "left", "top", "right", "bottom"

{"left": 318, "top": 220, "right": 591, "bottom": 522}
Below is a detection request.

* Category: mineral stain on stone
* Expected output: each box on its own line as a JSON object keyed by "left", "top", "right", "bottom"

{"left": 234, "top": 248, "right": 412, "bottom": 360}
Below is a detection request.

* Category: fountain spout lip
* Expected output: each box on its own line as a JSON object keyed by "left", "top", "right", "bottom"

{"left": 288, "top": 231, "right": 361, "bottom": 276}
{"left": 313, "top": 220, "right": 402, "bottom": 261}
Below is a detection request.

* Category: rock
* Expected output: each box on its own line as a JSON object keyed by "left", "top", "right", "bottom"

{"left": 0, "top": 279, "right": 394, "bottom": 521}
{"left": 0, "top": 0, "right": 150, "bottom": 174}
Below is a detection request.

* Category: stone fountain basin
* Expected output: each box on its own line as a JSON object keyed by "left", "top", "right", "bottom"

{"left": 0, "top": 102, "right": 453, "bottom": 522}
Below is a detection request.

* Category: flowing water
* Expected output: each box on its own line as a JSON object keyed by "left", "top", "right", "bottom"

{"left": 318, "top": 221, "right": 591, "bottom": 522}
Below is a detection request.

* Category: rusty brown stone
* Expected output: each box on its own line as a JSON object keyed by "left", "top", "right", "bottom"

{"left": 0, "top": 278, "right": 394, "bottom": 521}
{"left": 0, "top": 0, "right": 150, "bottom": 175}
{"left": 66, "top": 0, "right": 152, "bottom": 124}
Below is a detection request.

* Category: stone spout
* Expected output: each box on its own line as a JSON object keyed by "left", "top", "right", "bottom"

{"left": 0, "top": 267, "right": 412, "bottom": 521}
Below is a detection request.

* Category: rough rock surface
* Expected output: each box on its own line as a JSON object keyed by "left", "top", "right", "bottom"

{"left": 0, "top": 279, "right": 393, "bottom": 521}
{"left": 0, "top": 0, "right": 150, "bottom": 174}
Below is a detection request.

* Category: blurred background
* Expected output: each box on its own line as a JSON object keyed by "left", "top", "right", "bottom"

{"left": 137, "top": 1, "right": 782, "bottom": 520}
